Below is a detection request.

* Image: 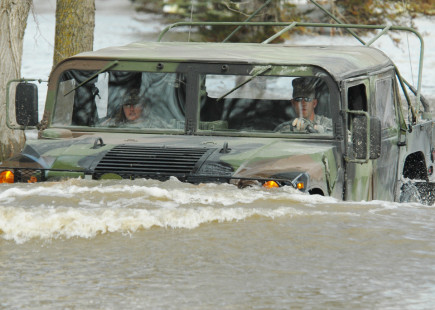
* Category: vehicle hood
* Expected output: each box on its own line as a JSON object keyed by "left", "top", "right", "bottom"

{"left": 7, "top": 131, "right": 338, "bottom": 187}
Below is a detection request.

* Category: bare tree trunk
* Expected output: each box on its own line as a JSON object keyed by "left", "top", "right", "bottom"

{"left": 53, "top": 0, "right": 95, "bottom": 68}
{"left": 0, "top": 0, "right": 32, "bottom": 161}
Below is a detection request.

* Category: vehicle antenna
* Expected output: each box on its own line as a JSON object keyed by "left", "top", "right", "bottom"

{"left": 402, "top": 0, "right": 415, "bottom": 87}
{"left": 188, "top": 0, "right": 194, "bottom": 42}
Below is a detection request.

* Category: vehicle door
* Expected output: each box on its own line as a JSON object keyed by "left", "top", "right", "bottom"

{"left": 343, "top": 78, "right": 373, "bottom": 201}
{"left": 371, "top": 71, "right": 400, "bottom": 201}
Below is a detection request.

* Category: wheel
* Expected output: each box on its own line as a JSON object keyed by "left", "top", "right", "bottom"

{"left": 399, "top": 182, "right": 422, "bottom": 203}
{"left": 274, "top": 119, "right": 318, "bottom": 133}
{"left": 273, "top": 120, "right": 293, "bottom": 132}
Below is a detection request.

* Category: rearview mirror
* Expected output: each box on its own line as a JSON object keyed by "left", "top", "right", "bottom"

{"left": 15, "top": 82, "right": 38, "bottom": 126}
{"left": 351, "top": 115, "right": 381, "bottom": 161}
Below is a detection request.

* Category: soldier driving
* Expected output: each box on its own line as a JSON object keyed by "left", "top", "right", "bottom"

{"left": 275, "top": 77, "right": 332, "bottom": 133}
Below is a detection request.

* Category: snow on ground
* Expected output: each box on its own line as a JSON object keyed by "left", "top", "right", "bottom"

{"left": 23, "top": 0, "right": 435, "bottom": 116}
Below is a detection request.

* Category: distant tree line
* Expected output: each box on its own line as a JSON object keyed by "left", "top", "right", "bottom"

{"left": 133, "top": 0, "right": 434, "bottom": 42}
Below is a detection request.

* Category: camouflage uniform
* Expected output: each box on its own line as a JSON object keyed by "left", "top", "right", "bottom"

{"left": 276, "top": 115, "right": 332, "bottom": 133}
{"left": 312, "top": 115, "right": 333, "bottom": 133}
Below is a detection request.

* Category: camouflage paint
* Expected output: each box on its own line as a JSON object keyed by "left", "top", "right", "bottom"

{"left": 2, "top": 39, "right": 434, "bottom": 203}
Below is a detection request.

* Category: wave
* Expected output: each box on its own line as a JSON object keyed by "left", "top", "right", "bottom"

{"left": 0, "top": 178, "right": 416, "bottom": 244}
{"left": 0, "top": 177, "right": 336, "bottom": 207}
{"left": 0, "top": 204, "right": 310, "bottom": 244}
{"left": 0, "top": 178, "right": 326, "bottom": 243}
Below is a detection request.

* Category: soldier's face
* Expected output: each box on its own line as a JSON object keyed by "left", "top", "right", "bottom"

{"left": 292, "top": 97, "right": 317, "bottom": 120}
{"left": 123, "top": 104, "right": 143, "bottom": 122}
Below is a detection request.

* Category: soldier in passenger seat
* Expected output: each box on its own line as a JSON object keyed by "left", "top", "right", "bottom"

{"left": 100, "top": 89, "right": 171, "bottom": 128}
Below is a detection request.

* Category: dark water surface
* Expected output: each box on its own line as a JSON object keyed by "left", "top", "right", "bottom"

{"left": 1, "top": 179, "right": 435, "bottom": 309}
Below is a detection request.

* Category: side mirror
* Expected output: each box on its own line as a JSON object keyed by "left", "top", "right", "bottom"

{"left": 15, "top": 82, "right": 38, "bottom": 126}
{"left": 351, "top": 115, "right": 381, "bottom": 161}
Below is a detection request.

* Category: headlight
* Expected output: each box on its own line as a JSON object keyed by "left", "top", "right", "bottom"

{"left": 263, "top": 180, "right": 280, "bottom": 188}
{"left": 262, "top": 179, "right": 305, "bottom": 190}
{"left": 262, "top": 172, "right": 309, "bottom": 191}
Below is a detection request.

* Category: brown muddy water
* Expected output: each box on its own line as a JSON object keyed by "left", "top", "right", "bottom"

{"left": 1, "top": 178, "right": 435, "bottom": 309}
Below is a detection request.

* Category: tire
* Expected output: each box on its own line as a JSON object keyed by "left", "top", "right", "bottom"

{"left": 399, "top": 182, "right": 422, "bottom": 203}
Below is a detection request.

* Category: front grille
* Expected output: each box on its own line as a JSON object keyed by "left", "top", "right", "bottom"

{"left": 14, "top": 169, "right": 44, "bottom": 183}
{"left": 93, "top": 145, "right": 214, "bottom": 180}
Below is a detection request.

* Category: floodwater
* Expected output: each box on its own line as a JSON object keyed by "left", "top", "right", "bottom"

{"left": 7, "top": 0, "right": 435, "bottom": 308}
{"left": 2, "top": 178, "right": 435, "bottom": 309}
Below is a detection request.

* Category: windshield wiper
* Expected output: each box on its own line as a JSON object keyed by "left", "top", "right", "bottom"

{"left": 64, "top": 60, "right": 119, "bottom": 96}
{"left": 216, "top": 65, "right": 272, "bottom": 102}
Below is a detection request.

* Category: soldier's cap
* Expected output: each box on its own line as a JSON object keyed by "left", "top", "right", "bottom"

{"left": 292, "top": 77, "right": 316, "bottom": 99}
{"left": 123, "top": 89, "right": 142, "bottom": 106}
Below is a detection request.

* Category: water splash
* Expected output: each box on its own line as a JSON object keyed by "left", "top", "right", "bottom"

{"left": 0, "top": 178, "right": 413, "bottom": 244}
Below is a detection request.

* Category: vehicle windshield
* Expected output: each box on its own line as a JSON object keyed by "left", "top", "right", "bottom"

{"left": 53, "top": 67, "right": 332, "bottom": 135}
{"left": 200, "top": 74, "right": 332, "bottom": 135}
{"left": 53, "top": 70, "right": 186, "bottom": 130}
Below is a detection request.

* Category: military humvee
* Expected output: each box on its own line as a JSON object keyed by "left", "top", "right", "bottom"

{"left": 2, "top": 21, "right": 435, "bottom": 203}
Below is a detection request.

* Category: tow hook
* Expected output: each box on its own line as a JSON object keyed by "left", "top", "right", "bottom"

{"left": 92, "top": 137, "right": 105, "bottom": 149}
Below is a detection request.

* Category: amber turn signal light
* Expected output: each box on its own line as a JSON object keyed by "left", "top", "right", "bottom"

{"left": 0, "top": 170, "right": 14, "bottom": 184}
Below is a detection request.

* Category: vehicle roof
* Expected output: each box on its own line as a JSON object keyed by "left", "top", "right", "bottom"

{"left": 73, "top": 41, "right": 394, "bottom": 81}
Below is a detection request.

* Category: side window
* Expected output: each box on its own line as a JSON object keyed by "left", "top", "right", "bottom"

{"left": 375, "top": 78, "right": 396, "bottom": 128}
{"left": 347, "top": 84, "right": 367, "bottom": 128}
{"left": 348, "top": 84, "right": 367, "bottom": 112}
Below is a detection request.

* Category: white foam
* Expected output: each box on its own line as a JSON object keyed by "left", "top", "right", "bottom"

{"left": 2, "top": 178, "right": 417, "bottom": 244}
{"left": 0, "top": 178, "right": 321, "bottom": 207}
{"left": 0, "top": 204, "right": 309, "bottom": 244}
